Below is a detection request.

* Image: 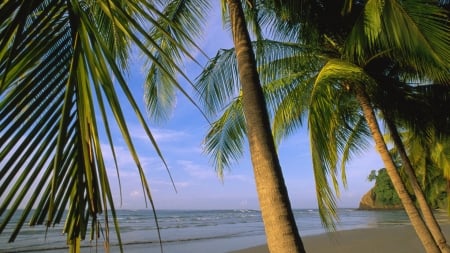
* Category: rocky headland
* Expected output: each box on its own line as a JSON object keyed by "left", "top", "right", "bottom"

{"left": 358, "top": 188, "right": 403, "bottom": 210}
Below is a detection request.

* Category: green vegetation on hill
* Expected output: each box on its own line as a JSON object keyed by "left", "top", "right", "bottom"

{"left": 368, "top": 167, "right": 448, "bottom": 210}
{"left": 368, "top": 169, "right": 402, "bottom": 207}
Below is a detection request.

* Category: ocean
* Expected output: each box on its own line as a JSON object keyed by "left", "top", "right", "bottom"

{"left": 1, "top": 209, "right": 448, "bottom": 253}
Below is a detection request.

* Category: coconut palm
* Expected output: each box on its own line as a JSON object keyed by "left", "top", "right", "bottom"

{"left": 378, "top": 83, "right": 450, "bottom": 179}
{"left": 375, "top": 82, "right": 450, "bottom": 251}
{"left": 384, "top": 103, "right": 450, "bottom": 211}
{"left": 196, "top": 1, "right": 449, "bottom": 252}
{"left": 341, "top": 1, "right": 450, "bottom": 249}
{"left": 286, "top": 1, "right": 449, "bottom": 252}
{"left": 0, "top": 1, "right": 208, "bottom": 252}
{"left": 145, "top": 0, "right": 309, "bottom": 252}
{"left": 222, "top": 0, "right": 306, "bottom": 252}
{"left": 144, "top": 0, "right": 309, "bottom": 251}
{"left": 394, "top": 85, "right": 450, "bottom": 183}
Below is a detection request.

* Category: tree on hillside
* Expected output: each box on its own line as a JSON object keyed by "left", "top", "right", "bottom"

{"left": 0, "top": 1, "right": 208, "bottom": 252}
{"left": 367, "top": 123, "right": 450, "bottom": 210}
{"left": 367, "top": 169, "right": 402, "bottom": 206}
{"left": 387, "top": 125, "right": 450, "bottom": 210}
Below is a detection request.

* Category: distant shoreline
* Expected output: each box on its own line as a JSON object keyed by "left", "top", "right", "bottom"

{"left": 230, "top": 224, "right": 450, "bottom": 253}
{"left": 4, "top": 209, "right": 444, "bottom": 253}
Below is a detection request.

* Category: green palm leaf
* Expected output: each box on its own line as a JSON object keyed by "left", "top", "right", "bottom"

{"left": 204, "top": 97, "right": 246, "bottom": 178}
{"left": 197, "top": 39, "right": 372, "bottom": 229}
{"left": 292, "top": 58, "right": 375, "bottom": 228}
{"left": 144, "top": 0, "right": 210, "bottom": 122}
{"left": 345, "top": 0, "right": 450, "bottom": 82}
{"left": 1, "top": 1, "right": 207, "bottom": 251}
{"left": 196, "top": 47, "right": 241, "bottom": 116}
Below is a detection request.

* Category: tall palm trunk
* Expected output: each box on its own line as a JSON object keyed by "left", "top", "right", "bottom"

{"left": 226, "top": 0, "right": 305, "bottom": 252}
{"left": 384, "top": 116, "right": 450, "bottom": 253}
{"left": 354, "top": 85, "right": 440, "bottom": 253}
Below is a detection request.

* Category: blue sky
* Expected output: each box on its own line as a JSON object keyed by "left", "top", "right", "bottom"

{"left": 100, "top": 4, "right": 385, "bottom": 211}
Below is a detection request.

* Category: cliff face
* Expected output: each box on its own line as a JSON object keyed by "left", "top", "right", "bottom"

{"left": 359, "top": 189, "right": 376, "bottom": 210}
{"left": 358, "top": 188, "right": 403, "bottom": 210}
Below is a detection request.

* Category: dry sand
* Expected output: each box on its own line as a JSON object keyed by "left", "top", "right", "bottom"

{"left": 230, "top": 224, "right": 450, "bottom": 253}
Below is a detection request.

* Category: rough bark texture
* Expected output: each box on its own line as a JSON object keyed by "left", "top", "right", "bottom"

{"left": 354, "top": 85, "right": 440, "bottom": 253}
{"left": 384, "top": 116, "right": 450, "bottom": 253}
{"left": 227, "top": 0, "right": 305, "bottom": 252}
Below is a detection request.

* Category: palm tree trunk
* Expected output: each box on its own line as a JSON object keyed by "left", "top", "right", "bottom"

{"left": 384, "top": 116, "right": 450, "bottom": 253}
{"left": 226, "top": 0, "right": 305, "bottom": 252}
{"left": 353, "top": 85, "right": 440, "bottom": 253}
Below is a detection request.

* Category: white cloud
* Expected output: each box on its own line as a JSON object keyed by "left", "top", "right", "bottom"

{"left": 101, "top": 143, "right": 163, "bottom": 170}
{"left": 128, "top": 124, "right": 189, "bottom": 143}
{"left": 176, "top": 160, "right": 250, "bottom": 184}
{"left": 130, "top": 190, "right": 142, "bottom": 198}
{"left": 152, "top": 128, "right": 188, "bottom": 142}
{"left": 223, "top": 172, "right": 250, "bottom": 182}
{"left": 178, "top": 160, "right": 217, "bottom": 180}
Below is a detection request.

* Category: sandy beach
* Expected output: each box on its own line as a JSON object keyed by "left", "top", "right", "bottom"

{"left": 3, "top": 210, "right": 449, "bottom": 253}
{"left": 231, "top": 224, "right": 450, "bottom": 253}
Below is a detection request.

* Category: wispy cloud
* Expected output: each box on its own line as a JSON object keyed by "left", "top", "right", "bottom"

{"left": 178, "top": 160, "right": 217, "bottom": 179}
{"left": 101, "top": 143, "right": 165, "bottom": 172}
{"left": 128, "top": 124, "right": 189, "bottom": 143}
{"left": 224, "top": 173, "right": 250, "bottom": 182}
{"left": 177, "top": 160, "right": 249, "bottom": 182}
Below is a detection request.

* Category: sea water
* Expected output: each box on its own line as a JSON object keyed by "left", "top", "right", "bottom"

{"left": 1, "top": 209, "right": 448, "bottom": 253}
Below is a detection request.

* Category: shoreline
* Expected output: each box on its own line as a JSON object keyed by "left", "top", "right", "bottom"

{"left": 230, "top": 224, "right": 450, "bottom": 253}
{"left": 3, "top": 209, "right": 449, "bottom": 253}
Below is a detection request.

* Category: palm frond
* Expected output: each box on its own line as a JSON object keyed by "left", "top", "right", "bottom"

{"left": 345, "top": 0, "right": 450, "bottom": 82}
{"left": 197, "top": 40, "right": 321, "bottom": 172}
{"left": 307, "top": 80, "right": 343, "bottom": 229}
{"left": 254, "top": 0, "right": 303, "bottom": 42}
{"left": 203, "top": 97, "right": 246, "bottom": 178}
{"left": 269, "top": 74, "right": 315, "bottom": 143}
{"left": 143, "top": 0, "right": 210, "bottom": 122}
{"left": 255, "top": 40, "right": 322, "bottom": 85}
{"left": 362, "top": 0, "right": 384, "bottom": 43}
{"left": 196, "top": 47, "right": 240, "bottom": 116}
{"left": 1, "top": 1, "right": 203, "bottom": 251}
{"left": 338, "top": 113, "right": 371, "bottom": 186}
{"left": 197, "top": 39, "right": 321, "bottom": 117}
{"left": 309, "top": 59, "right": 379, "bottom": 228}
{"left": 255, "top": 41, "right": 325, "bottom": 143}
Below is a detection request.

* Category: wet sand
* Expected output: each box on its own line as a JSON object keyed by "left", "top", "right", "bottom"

{"left": 230, "top": 224, "right": 450, "bottom": 253}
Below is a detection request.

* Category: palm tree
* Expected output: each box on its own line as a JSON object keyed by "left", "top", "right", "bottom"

{"left": 222, "top": 0, "right": 306, "bottom": 252}
{"left": 196, "top": 1, "right": 449, "bottom": 252}
{"left": 282, "top": 1, "right": 450, "bottom": 250}
{"left": 367, "top": 97, "right": 450, "bottom": 251}
{"left": 0, "top": 1, "right": 208, "bottom": 252}
{"left": 135, "top": 0, "right": 306, "bottom": 251}
{"left": 352, "top": 81, "right": 440, "bottom": 252}
{"left": 342, "top": 2, "right": 450, "bottom": 250}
